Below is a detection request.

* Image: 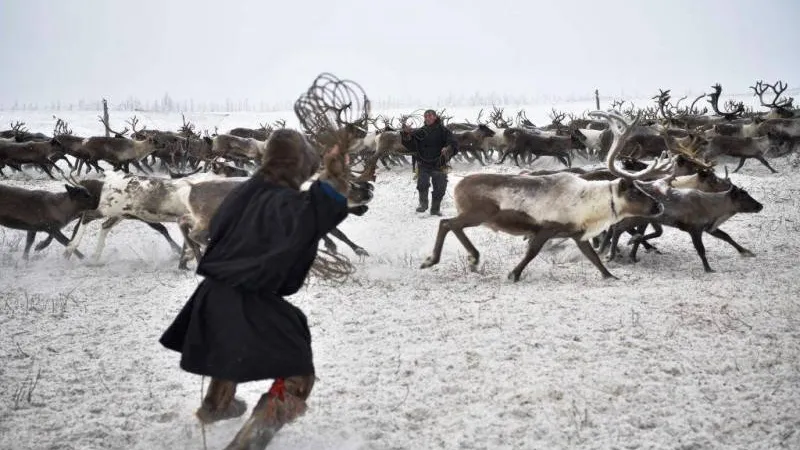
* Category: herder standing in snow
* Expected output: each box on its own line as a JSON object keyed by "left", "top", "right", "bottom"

{"left": 401, "top": 109, "right": 459, "bottom": 216}
{"left": 159, "top": 128, "right": 362, "bottom": 449}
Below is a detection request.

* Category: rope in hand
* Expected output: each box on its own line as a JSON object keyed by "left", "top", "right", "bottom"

{"left": 293, "top": 73, "right": 373, "bottom": 282}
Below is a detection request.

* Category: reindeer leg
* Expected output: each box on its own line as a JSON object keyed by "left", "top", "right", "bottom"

{"left": 574, "top": 239, "right": 617, "bottom": 279}
{"left": 592, "top": 230, "right": 607, "bottom": 251}
{"left": 131, "top": 159, "right": 151, "bottom": 174}
{"left": 508, "top": 231, "right": 553, "bottom": 282}
{"left": 753, "top": 155, "right": 778, "bottom": 173}
{"left": 420, "top": 212, "right": 486, "bottom": 270}
{"left": 40, "top": 164, "right": 58, "bottom": 180}
{"left": 145, "top": 222, "right": 182, "bottom": 254}
{"left": 92, "top": 217, "right": 123, "bottom": 262}
{"left": 631, "top": 224, "right": 659, "bottom": 254}
{"left": 328, "top": 228, "right": 368, "bottom": 257}
{"left": 687, "top": 229, "right": 714, "bottom": 273}
{"left": 64, "top": 215, "right": 91, "bottom": 259}
{"left": 630, "top": 223, "right": 663, "bottom": 261}
{"left": 706, "top": 228, "right": 755, "bottom": 257}
{"left": 34, "top": 234, "right": 54, "bottom": 252}
{"left": 495, "top": 151, "right": 509, "bottom": 165}
{"left": 23, "top": 231, "right": 36, "bottom": 260}
{"left": 321, "top": 235, "right": 338, "bottom": 254}
{"left": 732, "top": 157, "right": 747, "bottom": 173}
{"left": 606, "top": 226, "right": 625, "bottom": 262}
{"left": 51, "top": 230, "right": 85, "bottom": 259}
{"left": 177, "top": 215, "right": 206, "bottom": 270}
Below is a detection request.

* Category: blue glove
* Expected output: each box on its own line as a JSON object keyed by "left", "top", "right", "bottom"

{"left": 319, "top": 181, "right": 347, "bottom": 205}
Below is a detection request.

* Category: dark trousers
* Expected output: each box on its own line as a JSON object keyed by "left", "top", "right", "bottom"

{"left": 417, "top": 166, "right": 447, "bottom": 201}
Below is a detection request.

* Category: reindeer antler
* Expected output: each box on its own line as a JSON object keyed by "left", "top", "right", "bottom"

{"left": 549, "top": 108, "right": 567, "bottom": 127}
{"left": 179, "top": 113, "right": 199, "bottom": 138}
{"left": 516, "top": 109, "right": 534, "bottom": 127}
{"left": 97, "top": 114, "right": 129, "bottom": 138}
{"left": 52, "top": 116, "right": 73, "bottom": 137}
{"left": 126, "top": 115, "right": 145, "bottom": 136}
{"left": 707, "top": 83, "right": 744, "bottom": 120}
{"left": 750, "top": 80, "right": 794, "bottom": 113}
{"left": 10, "top": 121, "right": 28, "bottom": 134}
{"left": 488, "top": 106, "right": 512, "bottom": 128}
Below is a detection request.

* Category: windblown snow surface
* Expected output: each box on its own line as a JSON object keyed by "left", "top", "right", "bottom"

{"left": 1, "top": 108, "right": 799, "bottom": 450}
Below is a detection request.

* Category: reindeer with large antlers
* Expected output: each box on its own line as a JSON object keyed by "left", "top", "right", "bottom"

{"left": 751, "top": 80, "right": 796, "bottom": 118}
{"left": 419, "top": 111, "right": 673, "bottom": 281}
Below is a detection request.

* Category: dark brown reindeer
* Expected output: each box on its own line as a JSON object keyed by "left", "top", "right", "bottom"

{"left": 419, "top": 111, "right": 672, "bottom": 281}
{"left": 496, "top": 127, "right": 578, "bottom": 167}
{"left": 449, "top": 124, "right": 496, "bottom": 165}
{"left": 76, "top": 135, "right": 158, "bottom": 173}
{"left": 700, "top": 134, "right": 779, "bottom": 173}
{"left": 0, "top": 138, "right": 67, "bottom": 179}
{"left": 0, "top": 173, "right": 99, "bottom": 259}
{"left": 627, "top": 171, "right": 764, "bottom": 272}
{"left": 0, "top": 121, "right": 50, "bottom": 142}
{"left": 598, "top": 163, "right": 734, "bottom": 262}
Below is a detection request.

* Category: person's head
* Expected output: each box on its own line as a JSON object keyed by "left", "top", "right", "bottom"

{"left": 423, "top": 109, "right": 438, "bottom": 126}
{"left": 258, "top": 129, "right": 320, "bottom": 189}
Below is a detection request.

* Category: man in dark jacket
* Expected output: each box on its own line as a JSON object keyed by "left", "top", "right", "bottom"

{"left": 159, "top": 129, "right": 358, "bottom": 450}
{"left": 401, "top": 109, "right": 459, "bottom": 215}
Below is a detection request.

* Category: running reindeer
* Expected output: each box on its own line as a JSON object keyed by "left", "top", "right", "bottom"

{"left": 419, "top": 111, "right": 674, "bottom": 281}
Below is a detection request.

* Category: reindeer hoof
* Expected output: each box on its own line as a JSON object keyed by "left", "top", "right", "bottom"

{"left": 507, "top": 271, "right": 521, "bottom": 282}
{"left": 602, "top": 273, "right": 619, "bottom": 280}
{"left": 741, "top": 250, "right": 756, "bottom": 257}
{"left": 420, "top": 257, "right": 438, "bottom": 269}
{"left": 354, "top": 247, "right": 369, "bottom": 257}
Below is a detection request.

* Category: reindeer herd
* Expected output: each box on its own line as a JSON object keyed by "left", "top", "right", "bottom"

{"left": 0, "top": 80, "right": 798, "bottom": 281}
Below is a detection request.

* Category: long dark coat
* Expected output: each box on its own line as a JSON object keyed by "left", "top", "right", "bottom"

{"left": 401, "top": 118, "right": 459, "bottom": 170}
{"left": 159, "top": 176, "right": 349, "bottom": 382}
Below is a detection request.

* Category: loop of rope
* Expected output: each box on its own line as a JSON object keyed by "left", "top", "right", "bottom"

{"left": 293, "top": 72, "right": 371, "bottom": 150}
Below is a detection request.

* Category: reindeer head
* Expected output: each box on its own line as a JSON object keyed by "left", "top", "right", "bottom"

{"left": 317, "top": 145, "right": 374, "bottom": 207}
{"left": 589, "top": 110, "right": 676, "bottom": 219}
{"left": 62, "top": 170, "right": 100, "bottom": 212}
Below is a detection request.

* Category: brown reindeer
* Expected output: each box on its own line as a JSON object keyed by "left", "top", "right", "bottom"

{"left": 0, "top": 173, "right": 98, "bottom": 259}
{"left": 628, "top": 172, "right": 764, "bottom": 272}
{"left": 0, "top": 138, "right": 67, "bottom": 179}
{"left": 496, "top": 127, "right": 578, "bottom": 167}
{"left": 700, "top": 134, "right": 779, "bottom": 173}
{"left": 419, "top": 111, "right": 673, "bottom": 281}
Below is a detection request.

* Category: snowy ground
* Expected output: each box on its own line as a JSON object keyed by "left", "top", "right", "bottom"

{"left": 1, "top": 109, "right": 799, "bottom": 450}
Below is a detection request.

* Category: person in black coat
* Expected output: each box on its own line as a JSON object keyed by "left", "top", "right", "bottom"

{"left": 159, "top": 129, "right": 360, "bottom": 450}
{"left": 401, "top": 109, "right": 459, "bottom": 215}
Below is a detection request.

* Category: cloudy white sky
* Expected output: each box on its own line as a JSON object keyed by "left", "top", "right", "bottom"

{"left": 1, "top": 0, "right": 798, "bottom": 108}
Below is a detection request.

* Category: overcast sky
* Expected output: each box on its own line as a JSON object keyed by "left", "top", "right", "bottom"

{"left": 1, "top": 0, "right": 798, "bottom": 108}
